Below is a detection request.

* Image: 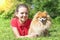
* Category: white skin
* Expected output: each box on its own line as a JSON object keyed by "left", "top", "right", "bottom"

{"left": 11, "top": 7, "right": 29, "bottom": 38}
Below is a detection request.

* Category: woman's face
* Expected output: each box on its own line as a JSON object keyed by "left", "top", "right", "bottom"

{"left": 16, "top": 7, "right": 28, "bottom": 22}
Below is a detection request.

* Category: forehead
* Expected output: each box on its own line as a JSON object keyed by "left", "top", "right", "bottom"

{"left": 18, "top": 7, "right": 28, "bottom": 12}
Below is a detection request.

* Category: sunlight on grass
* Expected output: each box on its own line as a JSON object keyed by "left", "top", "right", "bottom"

{"left": 0, "top": 0, "right": 5, "bottom": 6}
{"left": 0, "top": 0, "right": 13, "bottom": 11}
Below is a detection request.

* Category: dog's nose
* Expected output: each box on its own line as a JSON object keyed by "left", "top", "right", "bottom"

{"left": 42, "top": 19, "right": 44, "bottom": 22}
{"left": 41, "top": 19, "right": 46, "bottom": 22}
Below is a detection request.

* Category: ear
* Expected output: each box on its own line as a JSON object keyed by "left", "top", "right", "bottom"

{"left": 37, "top": 11, "right": 42, "bottom": 13}
{"left": 47, "top": 15, "right": 51, "bottom": 21}
{"left": 35, "top": 11, "right": 41, "bottom": 16}
{"left": 44, "top": 11, "right": 47, "bottom": 13}
{"left": 33, "top": 11, "right": 41, "bottom": 18}
{"left": 43, "top": 11, "right": 48, "bottom": 15}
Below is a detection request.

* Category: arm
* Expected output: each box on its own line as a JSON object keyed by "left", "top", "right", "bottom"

{"left": 11, "top": 26, "right": 21, "bottom": 38}
{"left": 24, "top": 33, "right": 39, "bottom": 38}
{"left": 11, "top": 26, "right": 28, "bottom": 38}
{"left": 10, "top": 18, "right": 24, "bottom": 38}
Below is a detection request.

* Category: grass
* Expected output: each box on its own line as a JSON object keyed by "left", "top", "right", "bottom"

{"left": 0, "top": 17, "right": 60, "bottom": 40}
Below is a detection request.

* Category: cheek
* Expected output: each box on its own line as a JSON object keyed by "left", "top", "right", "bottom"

{"left": 26, "top": 15, "right": 28, "bottom": 17}
{"left": 19, "top": 13, "right": 23, "bottom": 16}
{"left": 16, "top": 14, "right": 23, "bottom": 18}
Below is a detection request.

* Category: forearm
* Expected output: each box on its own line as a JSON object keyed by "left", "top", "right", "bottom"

{"left": 24, "top": 33, "right": 38, "bottom": 38}
{"left": 11, "top": 27, "right": 28, "bottom": 38}
{"left": 13, "top": 29, "right": 20, "bottom": 38}
{"left": 11, "top": 26, "right": 36, "bottom": 38}
{"left": 11, "top": 26, "right": 20, "bottom": 38}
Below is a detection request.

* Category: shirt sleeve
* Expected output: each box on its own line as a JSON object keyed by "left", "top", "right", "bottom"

{"left": 10, "top": 18, "right": 17, "bottom": 27}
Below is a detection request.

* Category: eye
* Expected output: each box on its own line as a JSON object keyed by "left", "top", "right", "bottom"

{"left": 21, "top": 12, "right": 24, "bottom": 14}
{"left": 25, "top": 12, "right": 28, "bottom": 15}
{"left": 38, "top": 18, "right": 42, "bottom": 20}
{"left": 20, "top": 12, "right": 28, "bottom": 15}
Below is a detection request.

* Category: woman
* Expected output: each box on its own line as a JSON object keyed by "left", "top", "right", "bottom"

{"left": 10, "top": 4, "right": 31, "bottom": 38}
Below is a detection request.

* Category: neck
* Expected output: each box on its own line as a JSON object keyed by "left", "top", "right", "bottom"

{"left": 19, "top": 20, "right": 25, "bottom": 24}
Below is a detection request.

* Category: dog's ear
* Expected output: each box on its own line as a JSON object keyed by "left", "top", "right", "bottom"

{"left": 44, "top": 11, "right": 47, "bottom": 13}
{"left": 47, "top": 15, "right": 51, "bottom": 21}
{"left": 43, "top": 11, "right": 48, "bottom": 14}
{"left": 37, "top": 11, "right": 41, "bottom": 14}
{"left": 33, "top": 11, "right": 41, "bottom": 18}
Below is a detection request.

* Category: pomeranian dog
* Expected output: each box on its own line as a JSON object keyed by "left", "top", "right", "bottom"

{"left": 28, "top": 11, "right": 51, "bottom": 37}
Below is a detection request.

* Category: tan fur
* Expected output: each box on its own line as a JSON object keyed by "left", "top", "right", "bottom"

{"left": 28, "top": 11, "right": 51, "bottom": 37}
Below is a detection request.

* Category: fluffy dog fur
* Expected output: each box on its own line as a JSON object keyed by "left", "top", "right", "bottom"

{"left": 28, "top": 11, "right": 51, "bottom": 37}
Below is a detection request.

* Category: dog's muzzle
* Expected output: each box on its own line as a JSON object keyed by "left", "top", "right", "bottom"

{"left": 38, "top": 18, "right": 46, "bottom": 22}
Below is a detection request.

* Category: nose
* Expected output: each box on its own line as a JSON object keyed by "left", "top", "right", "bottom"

{"left": 42, "top": 18, "right": 46, "bottom": 22}
{"left": 42, "top": 19, "right": 44, "bottom": 21}
{"left": 23, "top": 13, "right": 26, "bottom": 16}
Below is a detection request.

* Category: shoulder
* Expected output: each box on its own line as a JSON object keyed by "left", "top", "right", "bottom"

{"left": 11, "top": 18, "right": 18, "bottom": 23}
{"left": 10, "top": 18, "right": 18, "bottom": 27}
{"left": 11, "top": 18, "right": 18, "bottom": 21}
{"left": 11, "top": 18, "right": 18, "bottom": 24}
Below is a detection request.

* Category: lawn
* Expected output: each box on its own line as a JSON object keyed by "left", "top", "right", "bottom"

{"left": 0, "top": 17, "right": 60, "bottom": 40}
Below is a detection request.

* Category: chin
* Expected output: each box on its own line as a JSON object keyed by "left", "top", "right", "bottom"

{"left": 28, "top": 11, "right": 51, "bottom": 37}
{"left": 21, "top": 19, "right": 26, "bottom": 22}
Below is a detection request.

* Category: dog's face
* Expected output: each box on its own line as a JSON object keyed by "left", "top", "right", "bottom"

{"left": 34, "top": 11, "right": 47, "bottom": 24}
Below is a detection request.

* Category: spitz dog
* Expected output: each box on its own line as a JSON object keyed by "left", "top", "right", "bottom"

{"left": 28, "top": 11, "right": 51, "bottom": 37}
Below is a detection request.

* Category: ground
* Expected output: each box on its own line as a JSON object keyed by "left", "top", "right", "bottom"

{"left": 0, "top": 17, "right": 60, "bottom": 40}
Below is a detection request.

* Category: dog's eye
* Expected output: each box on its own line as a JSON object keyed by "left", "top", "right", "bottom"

{"left": 38, "top": 18, "right": 42, "bottom": 21}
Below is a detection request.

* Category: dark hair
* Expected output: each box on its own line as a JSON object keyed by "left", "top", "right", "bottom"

{"left": 13, "top": 4, "right": 29, "bottom": 18}
{"left": 16, "top": 4, "right": 29, "bottom": 12}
